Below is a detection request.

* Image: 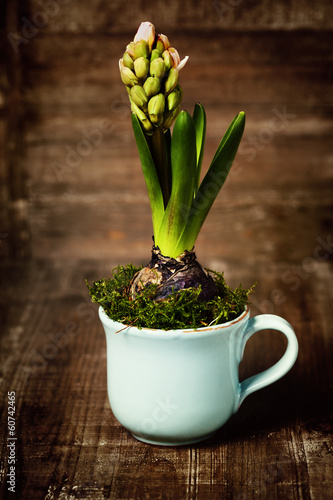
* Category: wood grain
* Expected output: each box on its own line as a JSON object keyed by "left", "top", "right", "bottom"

{"left": 15, "top": 28, "right": 333, "bottom": 264}
{"left": 1, "top": 0, "right": 31, "bottom": 259}
{"left": 0, "top": 258, "right": 332, "bottom": 499}
{"left": 0, "top": 0, "right": 332, "bottom": 498}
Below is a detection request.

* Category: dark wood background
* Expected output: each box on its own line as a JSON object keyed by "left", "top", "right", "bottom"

{"left": 0, "top": 1, "right": 332, "bottom": 498}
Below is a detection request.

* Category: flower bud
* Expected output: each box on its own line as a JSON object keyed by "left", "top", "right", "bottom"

{"left": 133, "top": 40, "right": 150, "bottom": 60}
{"left": 131, "top": 103, "right": 154, "bottom": 133}
{"left": 156, "top": 34, "right": 170, "bottom": 52}
{"left": 149, "top": 57, "right": 165, "bottom": 80}
{"left": 134, "top": 22, "right": 155, "bottom": 51}
{"left": 162, "top": 50, "right": 173, "bottom": 71}
{"left": 168, "top": 47, "right": 180, "bottom": 68}
{"left": 122, "top": 51, "right": 134, "bottom": 70}
{"left": 120, "top": 23, "right": 188, "bottom": 136}
{"left": 126, "top": 42, "right": 135, "bottom": 58}
{"left": 164, "top": 67, "right": 178, "bottom": 94}
{"left": 130, "top": 85, "right": 148, "bottom": 111}
{"left": 163, "top": 105, "right": 180, "bottom": 130}
{"left": 150, "top": 48, "right": 162, "bottom": 62}
{"left": 155, "top": 39, "right": 165, "bottom": 53}
{"left": 167, "top": 86, "right": 181, "bottom": 112}
{"left": 120, "top": 65, "right": 139, "bottom": 87}
{"left": 143, "top": 76, "right": 161, "bottom": 98}
{"left": 148, "top": 93, "right": 165, "bottom": 126}
{"left": 162, "top": 112, "right": 174, "bottom": 131}
{"left": 141, "top": 119, "right": 155, "bottom": 134}
{"left": 134, "top": 57, "right": 149, "bottom": 81}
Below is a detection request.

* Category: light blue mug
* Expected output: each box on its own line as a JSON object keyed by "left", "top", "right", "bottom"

{"left": 99, "top": 305, "right": 298, "bottom": 446}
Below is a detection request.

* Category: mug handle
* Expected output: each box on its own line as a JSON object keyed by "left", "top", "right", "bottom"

{"left": 237, "top": 314, "right": 298, "bottom": 410}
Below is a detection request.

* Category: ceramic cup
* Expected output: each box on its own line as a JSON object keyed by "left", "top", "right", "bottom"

{"left": 99, "top": 305, "right": 298, "bottom": 446}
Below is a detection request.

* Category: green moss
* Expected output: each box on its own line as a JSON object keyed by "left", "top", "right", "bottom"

{"left": 86, "top": 264, "right": 255, "bottom": 330}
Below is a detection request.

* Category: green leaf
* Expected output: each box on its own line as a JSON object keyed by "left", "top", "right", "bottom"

{"left": 155, "top": 111, "right": 197, "bottom": 257}
{"left": 131, "top": 113, "right": 165, "bottom": 237}
{"left": 173, "top": 111, "right": 246, "bottom": 255}
{"left": 192, "top": 103, "right": 206, "bottom": 194}
{"left": 164, "top": 128, "right": 172, "bottom": 189}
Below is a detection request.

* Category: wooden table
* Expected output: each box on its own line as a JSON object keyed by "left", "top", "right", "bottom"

{"left": 1, "top": 6, "right": 333, "bottom": 498}
{"left": 1, "top": 253, "right": 332, "bottom": 499}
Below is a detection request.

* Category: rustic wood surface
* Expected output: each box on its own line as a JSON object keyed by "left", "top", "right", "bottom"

{"left": 1, "top": 1, "right": 333, "bottom": 498}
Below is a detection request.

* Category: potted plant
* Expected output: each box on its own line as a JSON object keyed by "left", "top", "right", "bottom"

{"left": 87, "top": 22, "right": 298, "bottom": 446}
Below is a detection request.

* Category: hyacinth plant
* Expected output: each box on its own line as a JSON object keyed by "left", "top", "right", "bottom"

{"left": 87, "top": 22, "right": 252, "bottom": 329}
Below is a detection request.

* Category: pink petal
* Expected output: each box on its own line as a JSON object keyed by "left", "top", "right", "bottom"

{"left": 134, "top": 21, "right": 155, "bottom": 48}
{"left": 168, "top": 47, "right": 180, "bottom": 68}
{"left": 158, "top": 34, "right": 170, "bottom": 49}
{"left": 177, "top": 56, "right": 189, "bottom": 71}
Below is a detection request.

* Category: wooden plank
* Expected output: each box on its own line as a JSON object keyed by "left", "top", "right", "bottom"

{"left": 8, "top": 0, "right": 333, "bottom": 35}
{"left": 21, "top": 31, "right": 333, "bottom": 110}
{"left": 1, "top": 2, "right": 332, "bottom": 497}
{"left": 23, "top": 108, "right": 332, "bottom": 264}
{"left": 15, "top": 29, "right": 332, "bottom": 262}
{"left": 2, "top": 0, "right": 31, "bottom": 259}
{"left": 0, "top": 258, "right": 332, "bottom": 498}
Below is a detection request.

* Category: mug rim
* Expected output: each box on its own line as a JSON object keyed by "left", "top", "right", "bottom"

{"left": 99, "top": 304, "right": 250, "bottom": 338}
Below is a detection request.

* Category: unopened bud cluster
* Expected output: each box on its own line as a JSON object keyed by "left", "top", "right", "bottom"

{"left": 119, "top": 22, "right": 188, "bottom": 134}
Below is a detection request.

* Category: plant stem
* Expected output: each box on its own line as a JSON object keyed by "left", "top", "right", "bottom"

{"left": 148, "top": 125, "right": 171, "bottom": 208}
